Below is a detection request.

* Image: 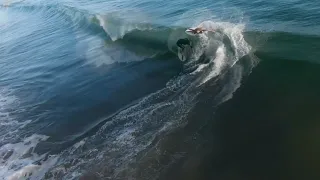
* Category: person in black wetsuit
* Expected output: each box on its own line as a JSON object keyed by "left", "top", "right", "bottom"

{"left": 176, "top": 38, "right": 192, "bottom": 49}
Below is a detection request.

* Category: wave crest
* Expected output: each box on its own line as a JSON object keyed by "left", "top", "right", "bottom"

{"left": 96, "top": 14, "right": 154, "bottom": 42}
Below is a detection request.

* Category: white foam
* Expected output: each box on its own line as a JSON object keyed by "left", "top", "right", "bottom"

{"left": 201, "top": 45, "right": 226, "bottom": 84}
{"left": 187, "top": 20, "right": 252, "bottom": 85}
{"left": 170, "top": 12, "right": 255, "bottom": 107}
{"left": 199, "top": 20, "right": 251, "bottom": 59}
{"left": 7, "top": 164, "right": 41, "bottom": 180}
{"left": 72, "top": 139, "right": 86, "bottom": 150}
{"left": 191, "top": 63, "right": 209, "bottom": 74}
{"left": 29, "top": 155, "right": 59, "bottom": 180}
{"left": 0, "top": 134, "right": 52, "bottom": 180}
{"left": 68, "top": 139, "right": 86, "bottom": 155}
{"left": 115, "top": 128, "right": 136, "bottom": 146}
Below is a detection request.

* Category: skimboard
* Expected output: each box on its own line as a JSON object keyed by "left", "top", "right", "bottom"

{"left": 186, "top": 27, "right": 209, "bottom": 36}
{"left": 185, "top": 28, "right": 197, "bottom": 36}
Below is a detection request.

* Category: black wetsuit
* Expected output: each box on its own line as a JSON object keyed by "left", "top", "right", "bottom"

{"left": 176, "top": 38, "right": 191, "bottom": 49}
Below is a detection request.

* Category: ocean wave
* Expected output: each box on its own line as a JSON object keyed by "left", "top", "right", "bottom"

{"left": 6, "top": 1, "right": 320, "bottom": 65}
{"left": 38, "top": 18, "right": 257, "bottom": 179}
{"left": 83, "top": 17, "right": 252, "bottom": 67}
{"left": 1, "top": 16, "right": 254, "bottom": 177}
{"left": 2, "top": 1, "right": 320, "bottom": 179}
{"left": 0, "top": 14, "right": 258, "bottom": 179}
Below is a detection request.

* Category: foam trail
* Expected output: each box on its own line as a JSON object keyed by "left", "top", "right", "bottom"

{"left": 198, "top": 20, "right": 251, "bottom": 59}
{"left": 189, "top": 20, "right": 252, "bottom": 85}
{"left": 201, "top": 45, "right": 226, "bottom": 84}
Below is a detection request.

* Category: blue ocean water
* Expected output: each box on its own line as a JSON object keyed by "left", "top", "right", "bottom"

{"left": 1, "top": 0, "right": 320, "bottom": 179}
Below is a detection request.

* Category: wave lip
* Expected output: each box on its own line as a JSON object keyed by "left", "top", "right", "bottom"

{"left": 96, "top": 13, "right": 154, "bottom": 41}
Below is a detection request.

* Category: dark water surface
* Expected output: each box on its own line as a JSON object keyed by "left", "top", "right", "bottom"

{"left": 0, "top": 0, "right": 319, "bottom": 179}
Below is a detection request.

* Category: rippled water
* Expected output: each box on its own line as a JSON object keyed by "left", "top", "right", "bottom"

{"left": 1, "top": 0, "right": 320, "bottom": 179}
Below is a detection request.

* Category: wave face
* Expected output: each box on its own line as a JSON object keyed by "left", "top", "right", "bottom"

{"left": 12, "top": 17, "right": 255, "bottom": 179}
{"left": 1, "top": 0, "right": 320, "bottom": 179}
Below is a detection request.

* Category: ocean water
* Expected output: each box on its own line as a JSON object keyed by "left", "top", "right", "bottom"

{"left": 1, "top": 0, "right": 320, "bottom": 179}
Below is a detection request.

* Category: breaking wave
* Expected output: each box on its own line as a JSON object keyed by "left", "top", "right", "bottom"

{"left": 1, "top": 2, "right": 263, "bottom": 179}
{"left": 40, "top": 19, "right": 257, "bottom": 179}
